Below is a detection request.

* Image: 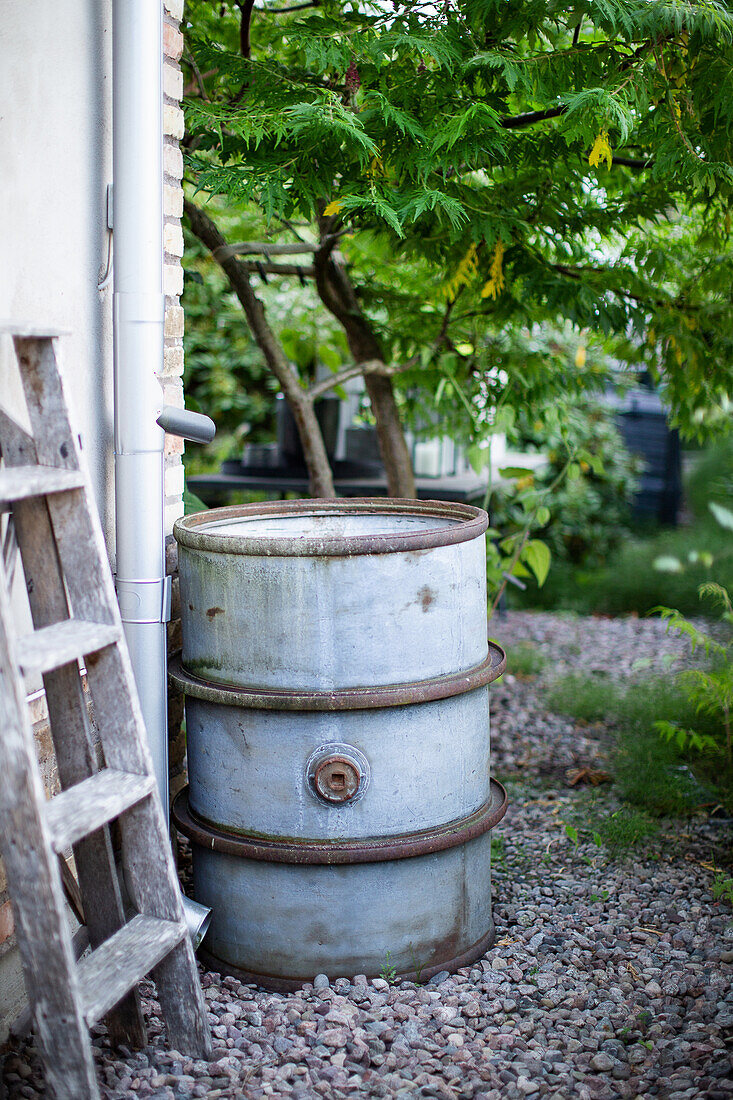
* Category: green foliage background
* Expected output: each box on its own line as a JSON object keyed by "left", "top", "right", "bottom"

{"left": 184, "top": 0, "right": 733, "bottom": 440}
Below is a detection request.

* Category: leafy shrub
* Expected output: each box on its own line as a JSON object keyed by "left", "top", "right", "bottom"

{"left": 547, "top": 673, "right": 620, "bottom": 724}
{"left": 509, "top": 399, "right": 640, "bottom": 568}
{"left": 546, "top": 671, "right": 723, "bottom": 815}
{"left": 614, "top": 724, "right": 715, "bottom": 816}
{"left": 686, "top": 436, "right": 733, "bottom": 523}
{"left": 654, "top": 583, "right": 733, "bottom": 766}
{"left": 182, "top": 232, "right": 278, "bottom": 469}
{"left": 507, "top": 641, "right": 547, "bottom": 678}
{"left": 516, "top": 437, "right": 733, "bottom": 616}
{"left": 485, "top": 397, "right": 639, "bottom": 611}
{"left": 595, "top": 808, "right": 660, "bottom": 854}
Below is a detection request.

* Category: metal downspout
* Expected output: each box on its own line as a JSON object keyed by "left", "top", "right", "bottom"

{"left": 112, "top": 0, "right": 212, "bottom": 947}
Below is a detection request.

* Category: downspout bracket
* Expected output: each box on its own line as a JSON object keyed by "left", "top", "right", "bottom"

{"left": 116, "top": 576, "right": 172, "bottom": 624}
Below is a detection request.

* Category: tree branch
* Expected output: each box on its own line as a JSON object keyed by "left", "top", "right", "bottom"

{"left": 184, "top": 197, "right": 335, "bottom": 497}
{"left": 215, "top": 258, "right": 316, "bottom": 278}
{"left": 501, "top": 105, "right": 566, "bottom": 129}
{"left": 314, "top": 223, "right": 416, "bottom": 497}
{"left": 308, "top": 300, "right": 455, "bottom": 401}
{"left": 237, "top": 0, "right": 256, "bottom": 59}
{"left": 257, "top": 0, "right": 319, "bottom": 10}
{"left": 552, "top": 261, "right": 699, "bottom": 312}
{"left": 212, "top": 241, "right": 319, "bottom": 259}
{"left": 612, "top": 155, "right": 653, "bottom": 169}
{"left": 183, "top": 46, "right": 211, "bottom": 100}
{"left": 308, "top": 360, "right": 388, "bottom": 400}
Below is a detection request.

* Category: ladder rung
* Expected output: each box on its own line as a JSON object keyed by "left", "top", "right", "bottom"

{"left": 16, "top": 618, "right": 119, "bottom": 677}
{"left": 77, "top": 914, "right": 187, "bottom": 1028}
{"left": 45, "top": 769, "right": 157, "bottom": 853}
{"left": 0, "top": 465, "right": 84, "bottom": 507}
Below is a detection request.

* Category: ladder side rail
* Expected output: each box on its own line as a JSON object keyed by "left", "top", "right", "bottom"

{"left": 0, "top": 405, "right": 147, "bottom": 1048}
{"left": 0, "top": 559, "right": 100, "bottom": 1100}
{"left": 14, "top": 335, "right": 213, "bottom": 1059}
{"left": 12, "top": 334, "right": 213, "bottom": 1059}
{"left": 2, "top": 514, "right": 19, "bottom": 588}
{"left": 86, "top": 652, "right": 214, "bottom": 1057}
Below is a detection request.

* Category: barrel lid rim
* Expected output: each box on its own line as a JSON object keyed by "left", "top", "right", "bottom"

{"left": 169, "top": 642, "right": 506, "bottom": 711}
{"left": 174, "top": 497, "right": 488, "bottom": 557}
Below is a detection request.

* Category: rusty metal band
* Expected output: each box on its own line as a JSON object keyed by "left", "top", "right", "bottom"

{"left": 170, "top": 641, "right": 505, "bottom": 712}
{"left": 197, "top": 923, "right": 496, "bottom": 994}
{"left": 174, "top": 497, "right": 488, "bottom": 557}
{"left": 172, "top": 778, "right": 507, "bottom": 866}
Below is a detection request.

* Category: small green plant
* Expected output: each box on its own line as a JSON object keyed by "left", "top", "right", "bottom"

{"left": 564, "top": 823, "right": 603, "bottom": 865}
{"left": 491, "top": 834, "right": 507, "bottom": 872}
{"left": 596, "top": 808, "right": 660, "bottom": 853}
{"left": 589, "top": 889, "right": 610, "bottom": 903}
{"left": 379, "top": 951, "right": 397, "bottom": 985}
{"left": 712, "top": 872, "right": 733, "bottom": 908}
{"left": 548, "top": 670, "right": 723, "bottom": 815}
{"left": 508, "top": 641, "right": 547, "bottom": 678}
{"left": 547, "top": 674, "right": 619, "bottom": 724}
{"left": 408, "top": 944, "right": 426, "bottom": 985}
{"left": 654, "top": 582, "right": 733, "bottom": 766}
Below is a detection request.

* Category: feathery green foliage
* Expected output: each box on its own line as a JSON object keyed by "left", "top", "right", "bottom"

{"left": 185, "top": 0, "right": 733, "bottom": 439}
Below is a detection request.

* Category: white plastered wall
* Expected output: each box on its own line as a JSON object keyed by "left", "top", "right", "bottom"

{"left": 0, "top": 0, "right": 114, "bottom": 1037}
{"left": 0, "top": 0, "right": 115, "bottom": 545}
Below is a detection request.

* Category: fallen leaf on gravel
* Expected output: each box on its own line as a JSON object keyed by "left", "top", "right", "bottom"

{"left": 565, "top": 766, "right": 612, "bottom": 786}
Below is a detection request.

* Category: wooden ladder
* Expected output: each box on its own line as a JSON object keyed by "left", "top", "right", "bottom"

{"left": 0, "top": 330, "right": 212, "bottom": 1100}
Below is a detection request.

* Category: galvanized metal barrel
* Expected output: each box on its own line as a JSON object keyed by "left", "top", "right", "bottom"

{"left": 171, "top": 499, "right": 507, "bottom": 988}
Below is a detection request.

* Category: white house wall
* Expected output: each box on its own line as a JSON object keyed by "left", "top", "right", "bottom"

{"left": 0, "top": 0, "right": 187, "bottom": 1039}
{"left": 0, "top": 0, "right": 115, "bottom": 542}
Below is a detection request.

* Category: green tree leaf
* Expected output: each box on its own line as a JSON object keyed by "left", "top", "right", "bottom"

{"left": 523, "top": 539, "right": 551, "bottom": 587}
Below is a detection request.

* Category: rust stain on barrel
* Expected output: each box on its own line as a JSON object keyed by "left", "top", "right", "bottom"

{"left": 418, "top": 585, "right": 436, "bottom": 612}
{"left": 206, "top": 606, "right": 225, "bottom": 619}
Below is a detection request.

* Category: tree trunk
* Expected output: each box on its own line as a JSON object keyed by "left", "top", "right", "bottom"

{"left": 362, "top": 374, "right": 416, "bottom": 500}
{"left": 313, "top": 239, "right": 416, "bottom": 498}
{"left": 184, "top": 200, "right": 335, "bottom": 498}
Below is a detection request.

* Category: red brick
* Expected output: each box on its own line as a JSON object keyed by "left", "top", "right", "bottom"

{"left": 0, "top": 899, "right": 15, "bottom": 946}
{"left": 163, "top": 21, "right": 184, "bottom": 62}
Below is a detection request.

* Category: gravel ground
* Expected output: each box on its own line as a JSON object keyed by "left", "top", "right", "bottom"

{"left": 2, "top": 611, "right": 732, "bottom": 1099}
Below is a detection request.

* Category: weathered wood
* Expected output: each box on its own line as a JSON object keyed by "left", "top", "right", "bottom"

{"left": 3, "top": 334, "right": 212, "bottom": 1063}
{"left": 2, "top": 514, "right": 19, "bottom": 587}
{"left": 1, "top": 392, "right": 148, "bottom": 1051}
{"left": 58, "top": 856, "right": 85, "bottom": 925}
{"left": 77, "top": 914, "right": 185, "bottom": 1028}
{"left": 0, "top": 553, "right": 100, "bottom": 1100}
{"left": 45, "top": 770, "right": 156, "bottom": 853}
{"left": 9, "top": 924, "right": 92, "bottom": 1041}
{"left": 153, "top": 935, "right": 215, "bottom": 1057}
{"left": 0, "top": 465, "right": 84, "bottom": 507}
{"left": 16, "top": 619, "right": 120, "bottom": 678}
